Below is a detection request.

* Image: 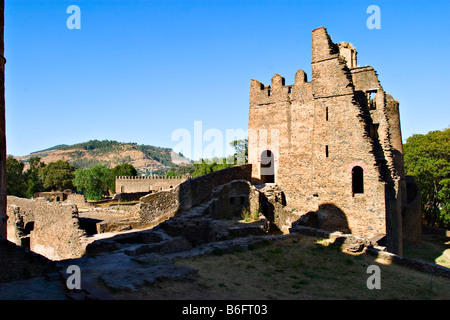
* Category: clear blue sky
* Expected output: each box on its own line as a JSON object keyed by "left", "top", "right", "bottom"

{"left": 5, "top": 0, "right": 450, "bottom": 158}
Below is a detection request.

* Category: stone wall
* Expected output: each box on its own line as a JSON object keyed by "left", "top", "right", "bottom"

{"left": 115, "top": 175, "right": 188, "bottom": 194}
{"left": 7, "top": 196, "right": 86, "bottom": 261}
{"left": 65, "top": 193, "right": 90, "bottom": 207}
{"left": 139, "top": 164, "right": 252, "bottom": 224}
{"left": 210, "top": 179, "right": 260, "bottom": 219}
{"left": 0, "top": 238, "right": 56, "bottom": 283}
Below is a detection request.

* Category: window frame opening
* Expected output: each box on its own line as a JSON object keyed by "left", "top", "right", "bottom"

{"left": 352, "top": 166, "right": 364, "bottom": 196}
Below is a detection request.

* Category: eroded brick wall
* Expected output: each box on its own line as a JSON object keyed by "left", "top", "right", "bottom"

{"left": 139, "top": 165, "right": 252, "bottom": 224}
{"left": 7, "top": 196, "right": 86, "bottom": 260}
{"left": 115, "top": 176, "right": 188, "bottom": 194}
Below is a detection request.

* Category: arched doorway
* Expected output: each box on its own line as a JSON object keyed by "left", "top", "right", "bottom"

{"left": 260, "top": 150, "right": 275, "bottom": 183}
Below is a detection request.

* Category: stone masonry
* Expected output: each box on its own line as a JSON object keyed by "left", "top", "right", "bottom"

{"left": 6, "top": 196, "right": 86, "bottom": 260}
{"left": 115, "top": 175, "right": 188, "bottom": 194}
{"left": 248, "top": 27, "right": 422, "bottom": 255}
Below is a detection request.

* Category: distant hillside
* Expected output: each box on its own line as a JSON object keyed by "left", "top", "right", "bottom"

{"left": 14, "top": 140, "right": 192, "bottom": 172}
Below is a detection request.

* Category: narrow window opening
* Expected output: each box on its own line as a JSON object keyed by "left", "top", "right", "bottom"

{"left": 326, "top": 107, "right": 329, "bottom": 121}
{"left": 325, "top": 145, "right": 329, "bottom": 158}
{"left": 267, "top": 89, "right": 271, "bottom": 97}
{"left": 367, "top": 90, "right": 377, "bottom": 110}
{"left": 352, "top": 166, "right": 364, "bottom": 195}
{"left": 370, "top": 123, "right": 379, "bottom": 140}
{"left": 288, "top": 86, "right": 292, "bottom": 93}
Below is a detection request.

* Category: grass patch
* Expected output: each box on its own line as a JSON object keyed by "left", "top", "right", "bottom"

{"left": 240, "top": 205, "right": 261, "bottom": 223}
{"left": 168, "top": 235, "right": 450, "bottom": 300}
{"left": 403, "top": 233, "right": 450, "bottom": 269}
{"left": 111, "top": 233, "right": 450, "bottom": 300}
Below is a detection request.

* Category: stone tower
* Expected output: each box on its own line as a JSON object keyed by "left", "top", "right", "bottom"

{"left": 248, "top": 27, "right": 421, "bottom": 255}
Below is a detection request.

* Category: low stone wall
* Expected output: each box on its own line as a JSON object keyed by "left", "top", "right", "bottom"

{"left": 0, "top": 238, "right": 56, "bottom": 283}
{"left": 139, "top": 164, "right": 252, "bottom": 224}
{"left": 115, "top": 175, "right": 188, "bottom": 194}
{"left": 65, "top": 193, "right": 90, "bottom": 207}
{"left": 7, "top": 196, "right": 86, "bottom": 261}
{"left": 113, "top": 192, "right": 152, "bottom": 202}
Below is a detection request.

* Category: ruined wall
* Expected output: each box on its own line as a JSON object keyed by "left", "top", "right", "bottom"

{"left": 139, "top": 165, "right": 252, "bottom": 224}
{"left": 65, "top": 193, "right": 89, "bottom": 207}
{"left": 248, "top": 27, "right": 413, "bottom": 253}
{"left": 115, "top": 175, "right": 188, "bottom": 194}
{"left": 210, "top": 179, "right": 260, "bottom": 219}
{"left": 7, "top": 196, "right": 86, "bottom": 260}
{"left": 0, "top": 239, "right": 56, "bottom": 283}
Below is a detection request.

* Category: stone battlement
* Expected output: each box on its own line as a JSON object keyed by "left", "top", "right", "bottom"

{"left": 115, "top": 175, "right": 190, "bottom": 194}
{"left": 116, "top": 175, "right": 188, "bottom": 180}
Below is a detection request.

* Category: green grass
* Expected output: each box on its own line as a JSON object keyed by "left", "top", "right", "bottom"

{"left": 168, "top": 235, "right": 450, "bottom": 300}
{"left": 109, "top": 232, "right": 450, "bottom": 300}
{"left": 240, "top": 206, "right": 260, "bottom": 223}
{"left": 403, "top": 233, "right": 450, "bottom": 269}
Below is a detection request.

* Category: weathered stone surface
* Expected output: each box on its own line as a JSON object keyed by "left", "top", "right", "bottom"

{"left": 247, "top": 26, "right": 422, "bottom": 254}
{"left": 6, "top": 196, "right": 86, "bottom": 260}
{"left": 115, "top": 175, "right": 188, "bottom": 194}
{"left": 138, "top": 164, "right": 252, "bottom": 225}
{"left": 334, "top": 235, "right": 370, "bottom": 253}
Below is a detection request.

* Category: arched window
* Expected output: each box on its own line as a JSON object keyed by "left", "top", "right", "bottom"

{"left": 352, "top": 166, "right": 364, "bottom": 195}
{"left": 260, "top": 150, "right": 275, "bottom": 183}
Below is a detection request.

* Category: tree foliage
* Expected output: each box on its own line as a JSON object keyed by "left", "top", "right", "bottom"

{"left": 108, "top": 163, "right": 137, "bottom": 192}
{"left": 230, "top": 139, "right": 248, "bottom": 164}
{"left": 73, "top": 165, "right": 111, "bottom": 200}
{"left": 6, "top": 156, "right": 27, "bottom": 197}
{"left": 404, "top": 128, "right": 450, "bottom": 228}
{"left": 192, "top": 158, "right": 233, "bottom": 177}
{"left": 25, "top": 157, "right": 45, "bottom": 198}
{"left": 38, "top": 160, "right": 76, "bottom": 191}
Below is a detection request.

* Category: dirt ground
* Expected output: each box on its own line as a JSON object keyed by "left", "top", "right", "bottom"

{"left": 108, "top": 234, "right": 450, "bottom": 300}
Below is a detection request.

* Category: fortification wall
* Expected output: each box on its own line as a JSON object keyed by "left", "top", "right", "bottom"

{"left": 7, "top": 196, "right": 86, "bottom": 261}
{"left": 115, "top": 175, "right": 188, "bottom": 194}
{"left": 139, "top": 165, "right": 252, "bottom": 225}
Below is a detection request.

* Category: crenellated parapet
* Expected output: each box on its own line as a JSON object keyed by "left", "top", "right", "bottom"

{"left": 116, "top": 175, "right": 189, "bottom": 180}
{"left": 250, "top": 70, "right": 311, "bottom": 106}
{"left": 115, "top": 175, "right": 190, "bottom": 194}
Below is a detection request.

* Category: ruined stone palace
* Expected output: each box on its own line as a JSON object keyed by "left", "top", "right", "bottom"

{"left": 248, "top": 26, "right": 421, "bottom": 254}
{"left": 2, "top": 27, "right": 422, "bottom": 267}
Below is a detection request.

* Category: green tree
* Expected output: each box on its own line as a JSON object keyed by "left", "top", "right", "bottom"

{"left": 24, "top": 157, "right": 45, "bottom": 198}
{"left": 230, "top": 138, "right": 248, "bottom": 164}
{"left": 109, "top": 163, "right": 137, "bottom": 192}
{"left": 192, "top": 158, "right": 233, "bottom": 177}
{"left": 175, "top": 165, "right": 195, "bottom": 176}
{"left": 404, "top": 128, "right": 450, "bottom": 228}
{"left": 39, "top": 160, "right": 76, "bottom": 191}
{"left": 73, "top": 165, "right": 111, "bottom": 200}
{"left": 6, "top": 156, "right": 27, "bottom": 197}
